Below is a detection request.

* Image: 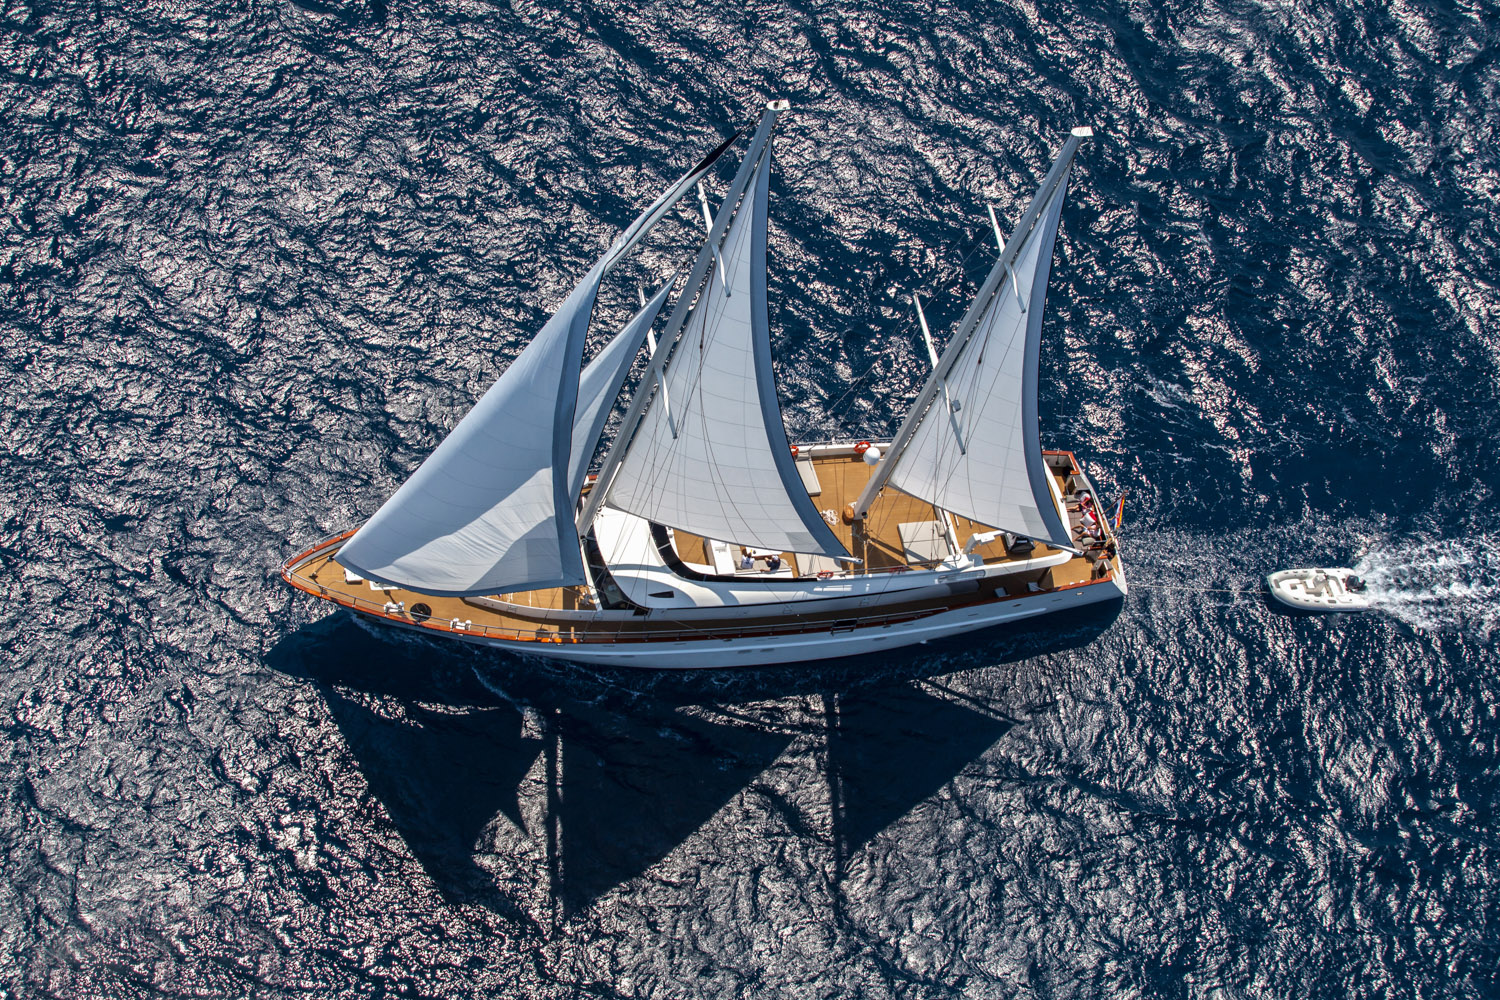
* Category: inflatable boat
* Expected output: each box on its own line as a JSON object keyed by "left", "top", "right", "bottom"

{"left": 1266, "top": 568, "right": 1372, "bottom": 612}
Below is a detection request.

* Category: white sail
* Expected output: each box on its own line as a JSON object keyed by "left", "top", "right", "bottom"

{"left": 883, "top": 162, "right": 1076, "bottom": 548}
{"left": 566, "top": 277, "right": 675, "bottom": 502}
{"left": 603, "top": 143, "right": 849, "bottom": 558}
{"left": 336, "top": 138, "right": 738, "bottom": 597}
{"left": 335, "top": 267, "right": 602, "bottom": 596}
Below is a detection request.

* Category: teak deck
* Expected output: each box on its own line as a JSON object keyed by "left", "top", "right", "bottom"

{"left": 282, "top": 448, "right": 1119, "bottom": 647}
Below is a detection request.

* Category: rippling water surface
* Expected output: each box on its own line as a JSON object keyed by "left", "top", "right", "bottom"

{"left": 3, "top": 0, "right": 1499, "bottom": 996}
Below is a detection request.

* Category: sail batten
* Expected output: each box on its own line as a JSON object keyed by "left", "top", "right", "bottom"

{"left": 335, "top": 135, "right": 739, "bottom": 597}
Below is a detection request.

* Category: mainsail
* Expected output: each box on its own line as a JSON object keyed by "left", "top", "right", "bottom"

{"left": 335, "top": 136, "right": 737, "bottom": 596}
{"left": 600, "top": 107, "right": 850, "bottom": 559}
{"left": 855, "top": 129, "right": 1092, "bottom": 550}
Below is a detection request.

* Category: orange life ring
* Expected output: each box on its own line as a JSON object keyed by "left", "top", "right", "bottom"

{"left": 853, "top": 440, "right": 871, "bottom": 454}
{"left": 789, "top": 445, "right": 799, "bottom": 457}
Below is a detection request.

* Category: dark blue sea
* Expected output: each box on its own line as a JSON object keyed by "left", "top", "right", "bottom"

{"left": 4, "top": 0, "right": 1498, "bottom": 996}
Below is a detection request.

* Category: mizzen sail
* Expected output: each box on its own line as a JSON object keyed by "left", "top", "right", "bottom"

{"left": 856, "top": 129, "right": 1092, "bottom": 550}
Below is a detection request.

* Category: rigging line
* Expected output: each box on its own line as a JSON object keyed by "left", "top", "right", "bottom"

{"left": 823, "top": 355, "right": 890, "bottom": 423}
{"left": 780, "top": 225, "right": 1004, "bottom": 436}
{"left": 803, "top": 224, "right": 1016, "bottom": 434}
{"left": 770, "top": 195, "right": 1033, "bottom": 441}
{"left": 1133, "top": 584, "right": 1255, "bottom": 593}
{"left": 819, "top": 254, "right": 1002, "bottom": 439}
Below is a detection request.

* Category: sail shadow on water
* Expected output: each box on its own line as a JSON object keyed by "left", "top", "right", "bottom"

{"left": 265, "top": 618, "right": 546, "bottom": 916}
{"left": 266, "top": 603, "right": 1117, "bottom": 914}
{"left": 823, "top": 686, "right": 1014, "bottom": 872}
{"left": 546, "top": 703, "right": 793, "bottom": 914}
{"left": 321, "top": 693, "right": 544, "bottom": 913}
{"left": 267, "top": 618, "right": 791, "bottom": 914}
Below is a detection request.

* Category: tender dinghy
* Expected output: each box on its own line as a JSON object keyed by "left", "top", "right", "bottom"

{"left": 1266, "top": 568, "right": 1371, "bottom": 612}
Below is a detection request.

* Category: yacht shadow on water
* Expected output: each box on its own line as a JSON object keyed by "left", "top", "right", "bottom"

{"left": 266, "top": 602, "right": 1119, "bottom": 918}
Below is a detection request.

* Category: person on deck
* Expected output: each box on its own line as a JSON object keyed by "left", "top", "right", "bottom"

{"left": 1092, "top": 540, "right": 1117, "bottom": 578}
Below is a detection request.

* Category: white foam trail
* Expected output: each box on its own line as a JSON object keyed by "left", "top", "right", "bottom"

{"left": 1354, "top": 536, "right": 1500, "bottom": 637}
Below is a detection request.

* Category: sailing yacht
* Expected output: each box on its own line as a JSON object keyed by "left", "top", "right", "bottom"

{"left": 281, "top": 100, "right": 1126, "bottom": 668}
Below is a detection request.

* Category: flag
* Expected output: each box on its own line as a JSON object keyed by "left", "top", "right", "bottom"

{"left": 1113, "top": 494, "right": 1125, "bottom": 530}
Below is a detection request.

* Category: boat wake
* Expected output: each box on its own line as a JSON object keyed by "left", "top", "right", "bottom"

{"left": 1117, "top": 524, "right": 1500, "bottom": 637}
{"left": 1354, "top": 536, "right": 1500, "bottom": 637}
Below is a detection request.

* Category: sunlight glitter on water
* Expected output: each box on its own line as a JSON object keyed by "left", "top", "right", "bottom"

{"left": 1357, "top": 535, "right": 1500, "bottom": 638}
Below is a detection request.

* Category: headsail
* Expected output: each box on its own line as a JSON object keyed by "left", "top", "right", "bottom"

{"left": 600, "top": 105, "right": 850, "bottom": 559}
{"left": 855, "top": 129, "right": 1092, "bottom": 550}
{"left": 567, "top": 276, "right": 675, "bottom": 502}
{"left": 335, "top": 135, "right": 738, "bottom": 597}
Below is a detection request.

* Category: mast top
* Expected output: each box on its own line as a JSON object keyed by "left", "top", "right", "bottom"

{"left": 1071, "top": 126, "right": 1094, "bottom": 137}
{"left": 767, "top": 99, "right": 791, "bottom": 111}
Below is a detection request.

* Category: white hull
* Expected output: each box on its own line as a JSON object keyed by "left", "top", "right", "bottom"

{"left": 283, "top": 445, "right": 1128, "bottom": 670}
{"left": 1267, "top": 568, "right": 1371, "bottom": 613}
{"left": 370, "top": 568, "right": 1126, "bottom": 669}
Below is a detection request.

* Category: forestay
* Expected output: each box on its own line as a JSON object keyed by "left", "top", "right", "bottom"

{"left": 603, "top": 139, "right": 850, "bottom": 559}
{"left": 336, "top": 139, "right": 735, "bottom": 596}
{"left": 871, "top": 131, "right": 1090, "bottom": 550}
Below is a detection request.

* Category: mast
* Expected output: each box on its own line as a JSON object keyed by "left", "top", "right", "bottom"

{"left": 851, "top": 127, "right": 1093, "bottom": 520}
{"left": 566, "top": 275, "right": 677, "bottom": 501}
{"left": 599, "top": 128, "right": 745, "bottom": 278}
{"left": 577, "top": 99, "right": 790, "bottom": 535}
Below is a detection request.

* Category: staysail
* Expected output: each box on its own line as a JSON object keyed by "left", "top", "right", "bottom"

{"left": 335, "top": 136, "right": 738, "bottom": 596}
{"left": 599, "top": 105, "right": 850, "bottom": 558}
{"left": 855, "top": 129, "right": 1092, "bottom": 550}
{"left": 566, "top": 276, "right": 675, "bottom": 502}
